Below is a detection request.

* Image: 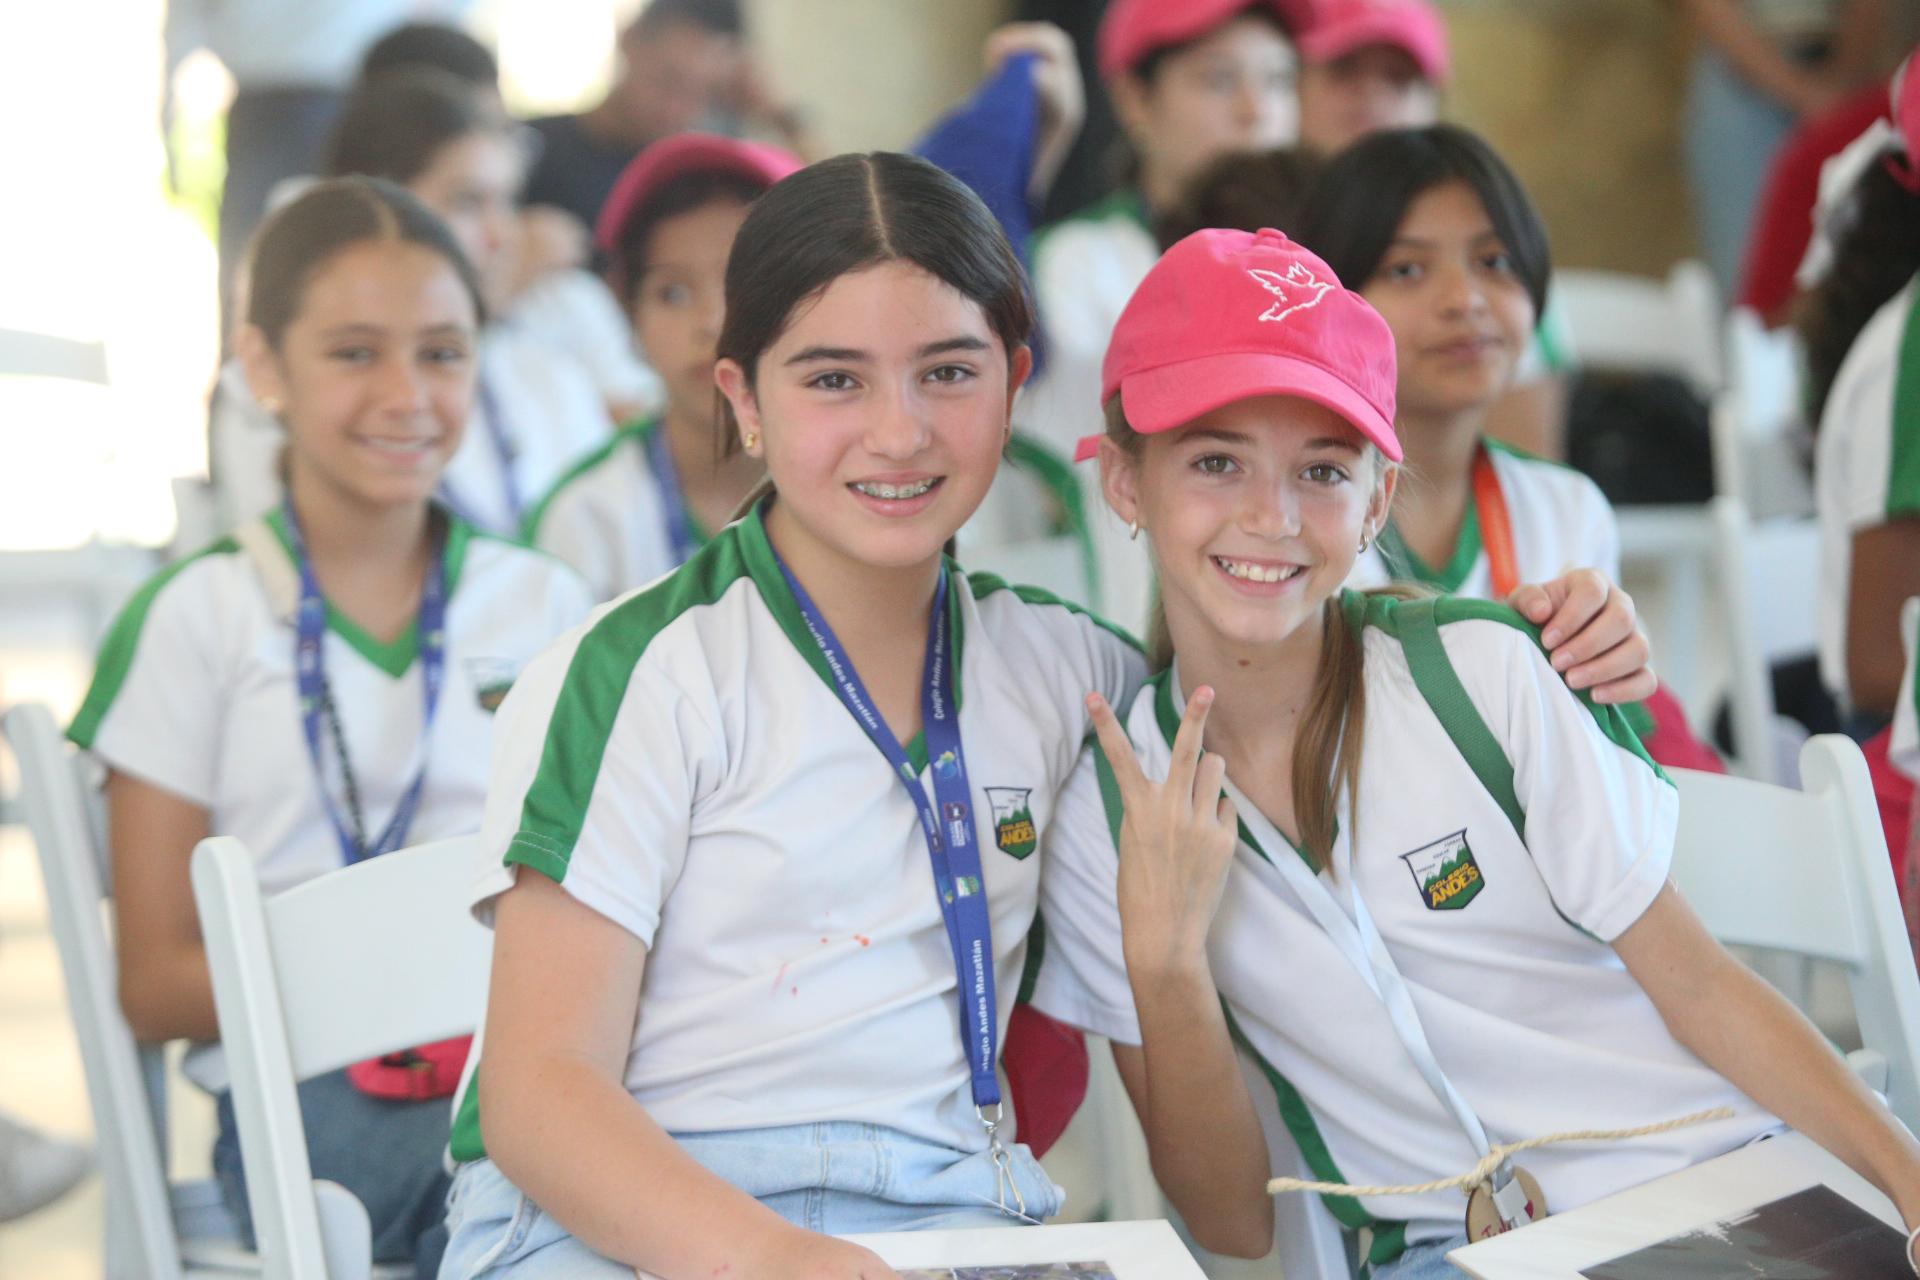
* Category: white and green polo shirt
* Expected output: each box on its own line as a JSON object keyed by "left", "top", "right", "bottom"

{"left": 1351, "top": 439, "right": 1620, "bottom": 597}
{"left": 1022, "top": 191, "right": 1162, "bottom": 633}
{"left": 449, "top": 502, "right": 1146, "bottom": 1163}
{"left": 521, "top": 416, "right": 698, "bottom": 604}
{"left": 1030, "top": 594, "right": 1775, "bottom": 1264}
{"left": 68, "top": 510, "right": 593, "bottom": 1090}
{"left": 1816, "top": 277, "right": 1920, "bottom": 705}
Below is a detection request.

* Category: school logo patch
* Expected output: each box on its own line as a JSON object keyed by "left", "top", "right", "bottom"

{"left": 1399, "top": 829, "right": 1484, "bottom": 911}
{"left": 986, "top": 787, "right": 1037, "bottom": 859}
{"left": 1248, "top": 264, "right": 1333, "bottom": 324}
{"left": 463, "top": 657, "right": 519, "bottom": 713}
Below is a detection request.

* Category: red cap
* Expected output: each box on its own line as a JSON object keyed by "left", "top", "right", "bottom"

{"left": 1896, "top": 52, "right": 1920, "bottom": 167}
{"left": 594, "top": 133, "right": 803, "bottom": 257}
{"left": 1298, "top": 0, "right": 1450, "bottom": 85}
{"left": 1078, "top": 227, "right": 1400, "bottom": 462}
{"left": 1097, "top": 0, "right": 1316, "bottom": 82}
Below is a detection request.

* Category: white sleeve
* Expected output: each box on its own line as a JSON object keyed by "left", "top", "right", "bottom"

{"left": 531, "top": 481, "right": 624, "bottom": 605}
{"left": 75, "top": 568, "right": 226, "bottom": 808}
{"left": 1583, "top": 479, "right": 1622, "bottom": 583}
{"left": 1031, "top": 746, "right": 1142, "bottom": 1045}
{"left": 472, "top": 625, "right": 716, "bottom": 944}
{"left": 1444, "top": 620, "right": 1678, "bottom": 942}
{"left": 1826, "top": 339, "right": 1899, "bottom": 530}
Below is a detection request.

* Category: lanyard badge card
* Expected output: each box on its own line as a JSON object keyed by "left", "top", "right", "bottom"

{"left": 775, "top": 552, "right": 1027, "bottom": 1220}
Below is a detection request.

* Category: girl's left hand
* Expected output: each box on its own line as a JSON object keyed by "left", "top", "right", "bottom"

{"left": 1507, "top": 568, "right": 1655, "bottom": 705}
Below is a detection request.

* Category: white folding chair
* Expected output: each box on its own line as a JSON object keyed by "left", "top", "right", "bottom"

{"left": 1712, "top": 308, "right": 1813, "bottom": 519}
{"left": 2, "top": 702, "right": 258, "bottom": 1279}
{"left": 191, "top": 835, "right": 491, "bottom": 1280}
{"left": 1710, "top": 497, "right": 1820, "bottom": 785}
{"left": 1669, "top": 737, "right": 1920, "bottom": 1126}
{"left": 1555, "top": 260, "right": 1724, "bottom": 398}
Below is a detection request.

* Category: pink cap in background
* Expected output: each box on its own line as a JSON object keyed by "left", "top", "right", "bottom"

{"left": 1096, "top": 0, "right": 1317, "bottom": 82}
{"left": 1894, "top": 50, "right": 1920, "bottom": 170}
{"left": 594, "top": 133, "right": 803, "bottom": 258}
{"left": 1297, "top": 0, "right": 1450, "bottom": 85}
{"left": 1077, "top": 227, "right": 1400, "bottom": 462}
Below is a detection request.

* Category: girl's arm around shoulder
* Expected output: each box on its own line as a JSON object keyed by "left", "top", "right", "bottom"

{"left": 1614, "top": 882, "right": 1920, "bottom": 1231}
{"left": 481, "top": 872, "right": 900, "bottom": 1279}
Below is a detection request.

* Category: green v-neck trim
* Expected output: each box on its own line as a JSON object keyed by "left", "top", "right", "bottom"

{"left": 265, "top": 507, "right": 470, "bottom": 679}
{"left": 1149, "top": 669, "right": 1322, "bottom": 874}
{"left": 737, "top": 501, "right": 965, "bottom": 775}
{"left": 1376, "top": 497, "right": 1483, "bottom": 594}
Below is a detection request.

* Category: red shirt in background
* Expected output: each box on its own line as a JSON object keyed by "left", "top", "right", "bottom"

{"left": 1738, "top": 88, "right": 1891, "bottom": 326}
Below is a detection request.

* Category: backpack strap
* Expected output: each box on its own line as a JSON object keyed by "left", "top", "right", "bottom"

{"left": 1389, "top": 597, "right": 1526, "bottom": 843}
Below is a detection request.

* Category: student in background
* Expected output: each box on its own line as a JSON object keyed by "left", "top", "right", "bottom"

{"left": 1801, "top": 54, "right": 1920, "bottom": 872}
{"left": 1023, "top": 0, "right": 1309, "bottom": 628}
{"left": 1295, "top": 123, "right": 1722, "bottom": 773}
{"left": 1294, "top": 0, "right": 1449, "bottom": 156}
{"left": 69, "top": 179, "right": 592, "bottom": 1278}
{"left": 1033, "top": 226, "right": 1920, "bottom": 1277}
{"left": 524, "top": 134, "right": 798, "bottom": 601}
{"left": 212, "top": 70, "right": 614, "bottom": 536}
{"left": 520, "top": 0, "right": 808, "bottom": 233}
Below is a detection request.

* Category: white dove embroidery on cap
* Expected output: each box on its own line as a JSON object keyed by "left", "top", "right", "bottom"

{"left": 1248, "top": 264, "right": 1333, "bottom": 324}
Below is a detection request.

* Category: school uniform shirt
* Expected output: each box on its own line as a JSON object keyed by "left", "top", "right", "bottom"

{"left": 1031, "top": 595, "right": 1776, "bottom": 1259}
{"left": 521, "top": 417, "right": 695, "bottom": 603}
{"left": 67, "top": 511, "right": 594, "bottom": 1092}
{"left": 1350, "top": 440, "right": 1622, "bottom": 596}
{"left": 206, "top": 329, "right": 613, "bottom": 539}
{"left": 449, "top": 502, "right": 1146, "bottom": 1163}
{"left": 1892, "top": 597, "right": 1920, "bottom": 783}
{"left": 1022, "top": 192, "right": 1163, "bottom": 632}
{"left": 1815, "top": 278, "right": 1920, "bottom": 707}
{"left": 504, "top": 268, "right": 661, "bottom": 418}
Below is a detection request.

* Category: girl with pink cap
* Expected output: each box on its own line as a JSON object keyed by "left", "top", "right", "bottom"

{"left": 1028, "top": 227, "right": 1920, "bottom": 1276}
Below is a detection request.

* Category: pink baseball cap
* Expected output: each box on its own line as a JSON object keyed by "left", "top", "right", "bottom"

{"left": 1097, "top": 0, "right": 1317, "bottom": 82}
{"left": 1895, "top": 52, "right": 1920, "bottom": 175}
{"left": 1077, "top": 227, "right": 1400, "bottom": 463}
{"left": 1298, "top": 0, "right": 1450, "bottom": 85}
{"left": 594, "top": 133, "right": 803, "bottom": 257}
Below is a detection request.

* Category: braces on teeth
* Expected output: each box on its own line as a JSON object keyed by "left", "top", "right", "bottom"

{"left": 854, "top": 479, "right": 936, "bottom": 499}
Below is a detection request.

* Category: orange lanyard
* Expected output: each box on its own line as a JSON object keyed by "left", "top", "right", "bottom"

{"left": 1472, "top": 445, "right": 1519, "bottom": 600}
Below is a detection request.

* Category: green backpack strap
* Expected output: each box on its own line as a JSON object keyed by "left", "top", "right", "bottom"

{"left": 1390, "top": 597, "right": 1527, "bottom": 843}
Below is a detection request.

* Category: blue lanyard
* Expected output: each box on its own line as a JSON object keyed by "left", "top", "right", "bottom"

{"left": 284, "top": 504, "right": 449, "bottom": 865}
{"left": 773, "top": 552, "right": 1001, "bottom": 1116}
{"left": 642, "top": 423, "right": 701, "bottom": 565}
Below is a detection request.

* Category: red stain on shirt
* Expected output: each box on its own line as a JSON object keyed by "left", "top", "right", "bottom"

{"left": 854, "top": 934, "right": 871, "bottom": 947}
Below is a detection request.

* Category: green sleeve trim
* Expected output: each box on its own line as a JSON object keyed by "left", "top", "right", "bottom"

{"left": 448, "top": 1068, "right": 486, "bottom": 1162}
{"left": 520, "top": 418, "right": 653, "bottom": 545}
{"left": 66, "top": 537, "right": 242, "bottom": 749}
{"left": 1002, "top": 432, "right": 1099, "bottom": 602}
{"left": 1887, "top": 287, "right": 1920, "bottom": 519}
{"left": 506, "top": 518, "right": 756, "bottom": 884}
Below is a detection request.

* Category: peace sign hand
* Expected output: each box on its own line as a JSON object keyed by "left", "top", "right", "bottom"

{"left": 1087, "top": 687, "right": 1240, "bottom": 980}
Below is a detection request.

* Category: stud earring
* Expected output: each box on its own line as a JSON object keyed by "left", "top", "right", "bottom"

{"left": 259, "top": 396, "right": 282, "bottom": 416}
{"left": 743, "top": 430, "right": 758, "bottom": 450}
{"left": 1128, "top": 519, "right": 1141, "bottom": 541}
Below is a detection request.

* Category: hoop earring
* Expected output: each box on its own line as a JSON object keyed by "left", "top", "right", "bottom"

{"left": 1358, "top": 529, "right": 1373, "bottom": 554}
{"left": 1128, "top": 519, "right": 1141, "bottom": 541}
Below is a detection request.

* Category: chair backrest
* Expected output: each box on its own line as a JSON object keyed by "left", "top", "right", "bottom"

{"left": 191, "top": 833, "right": 491, "bottom": 1278}
{"left": 1712, "top": 309, "right": 1813, "bottom": 517}
{"left": 1555, "top": 260, "right": 1724, "bottom": 396}
{"left": 1668, "top": 736, "right": 1920, "bottom": 1125}
{"left": 2, "top": 702, "right": 185, "bottom": 1280}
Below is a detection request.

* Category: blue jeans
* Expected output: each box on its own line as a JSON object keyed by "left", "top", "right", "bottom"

{"left": 438, "top": 1120, "right": 1066, "bottom": 1278}
{"left": 1682, "top": 48, "right": 1799, "bottom": 298}
{"left": 1365, "top": 1236, "right": 1469, "bottom": 1279}
{"left": 212, "top": 1070, "right": 453, "bottom": 1278}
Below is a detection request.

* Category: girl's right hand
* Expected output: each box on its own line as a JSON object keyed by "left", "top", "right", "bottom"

{"left": 753, "top": 1229, "right": 900, "bottom": 1279}
{"left": 1087, "top": 687, "right": 1239, "bottom": 978}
